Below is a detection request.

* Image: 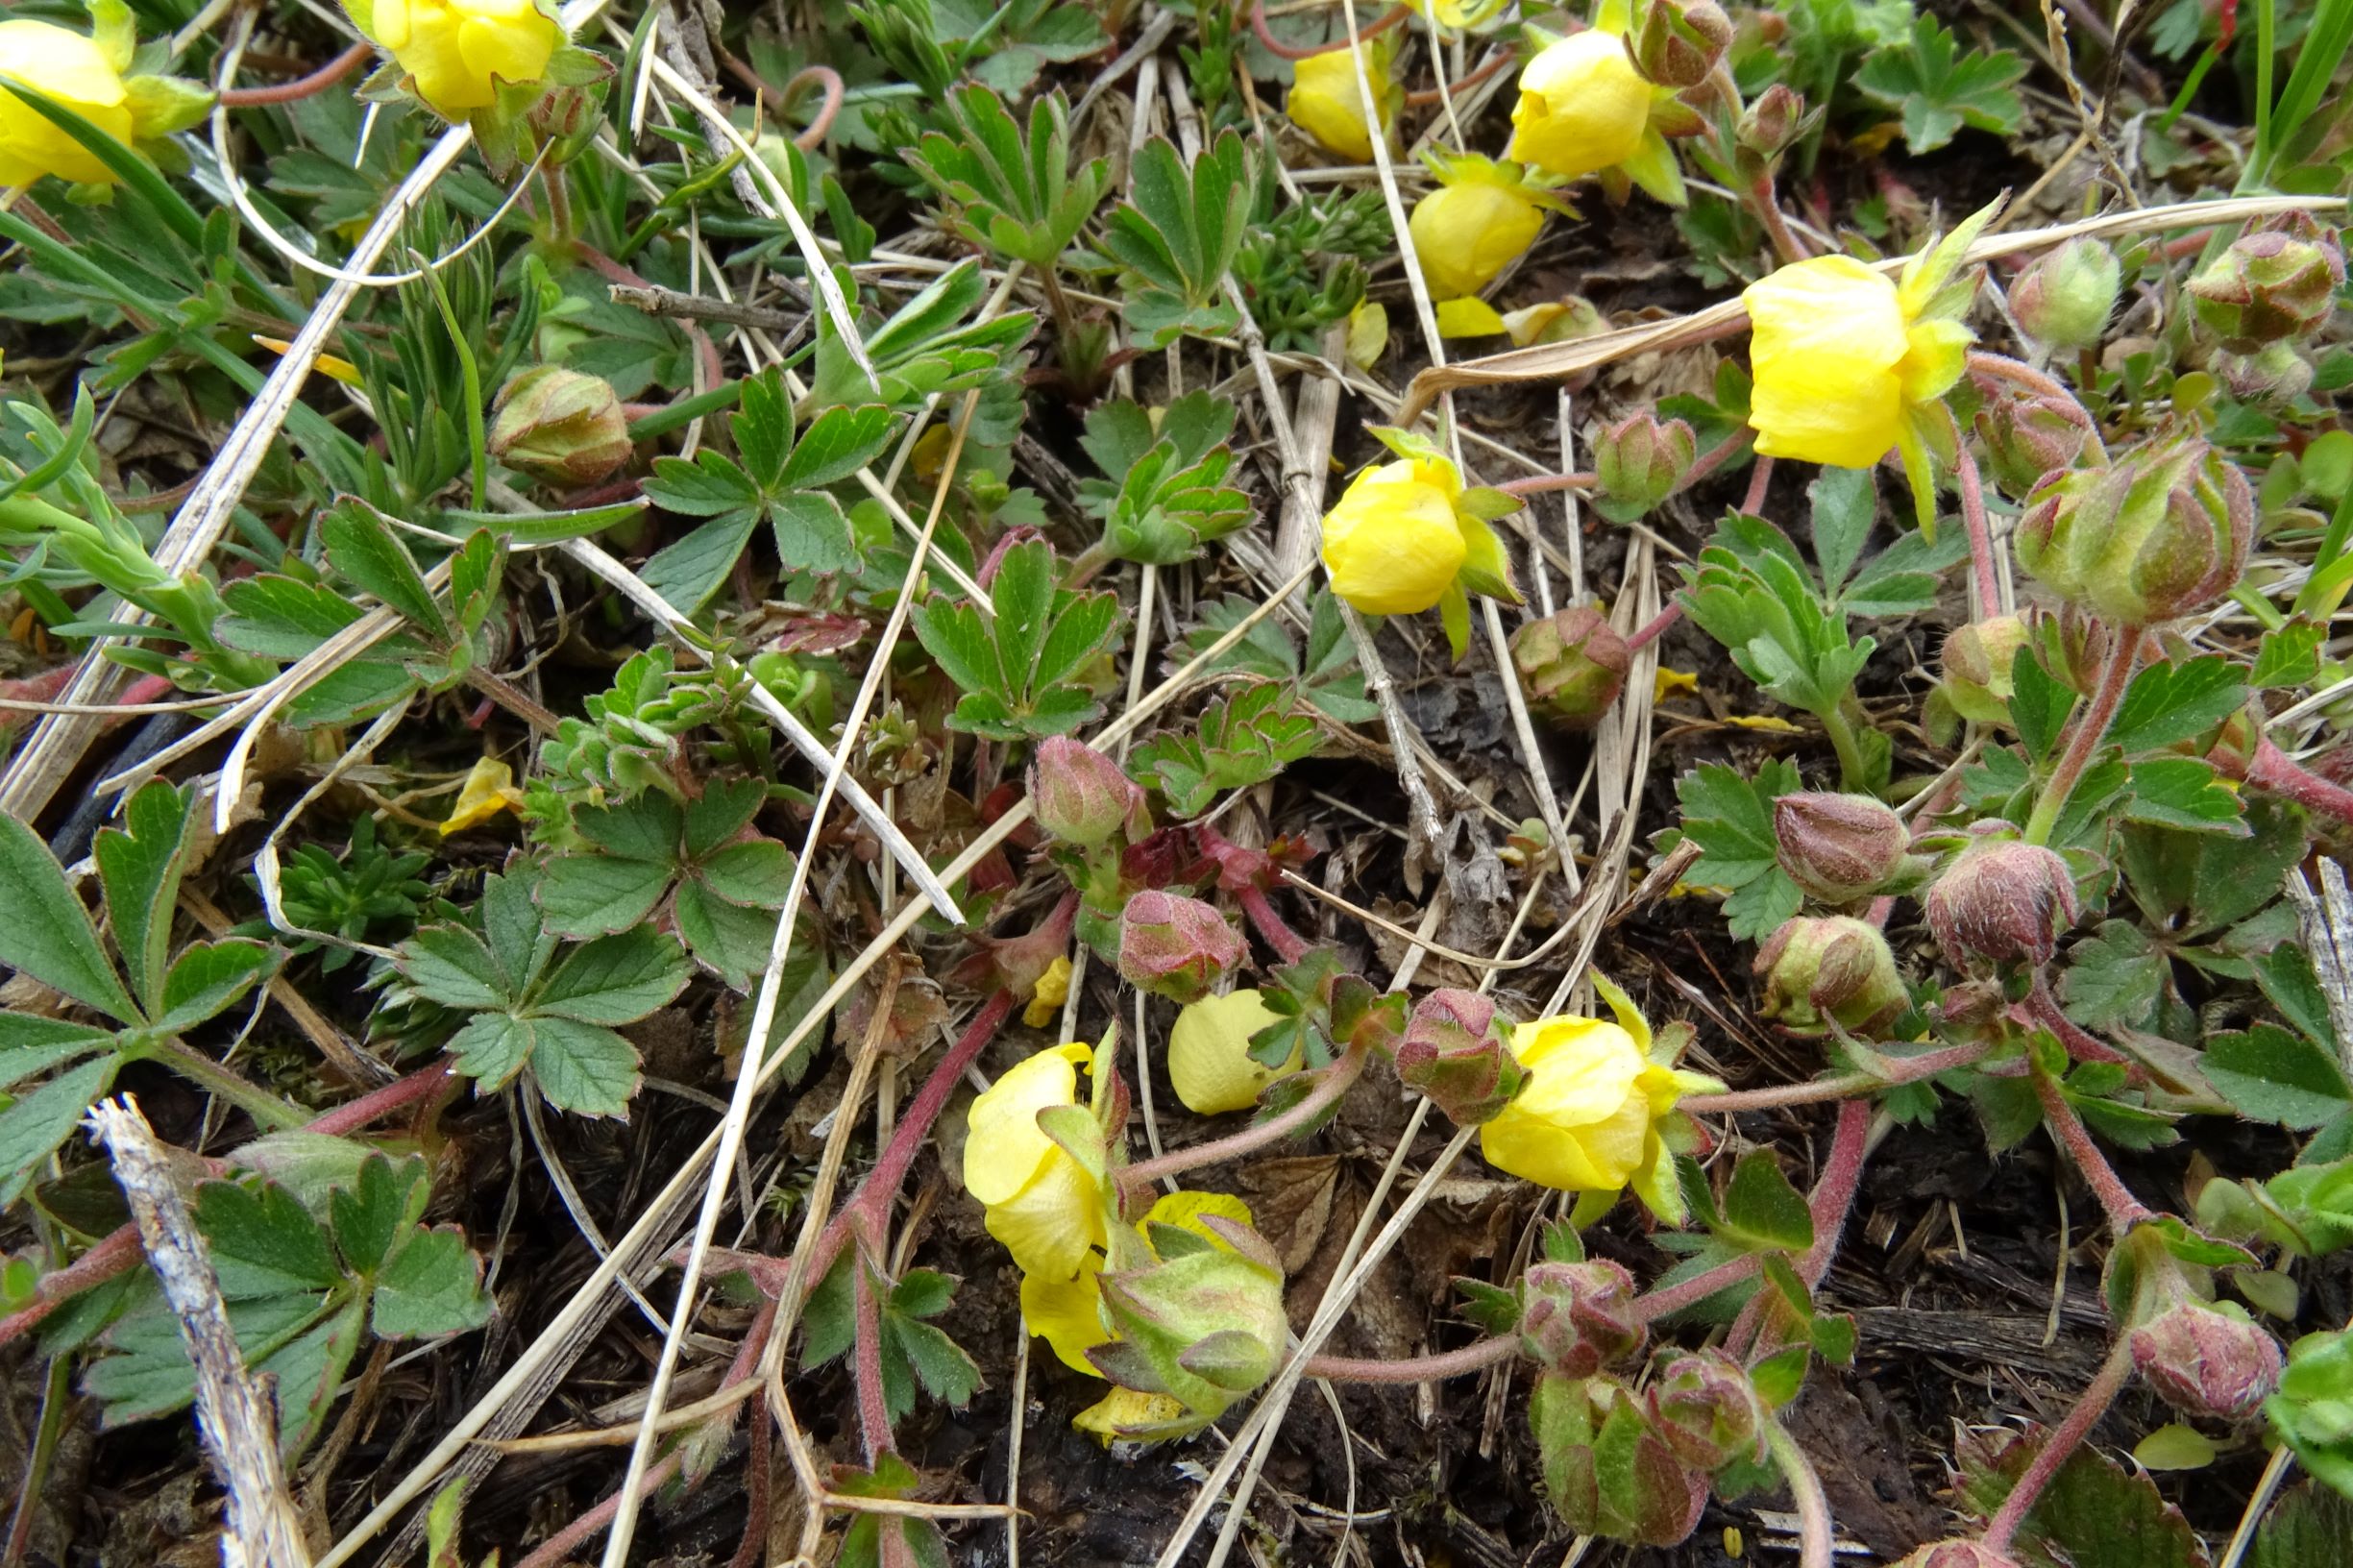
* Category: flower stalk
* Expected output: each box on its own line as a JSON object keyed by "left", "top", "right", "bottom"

{"left": 2031, "top": 1059, "right": 2154, "bottom": 1230}
{"left": 1765, "top": 1422, "right": 1833, "bottom": 1568}
{"left": 1238, "top": 883, "right": 1311, "bottom": 965}
{"left": 1302, "top": 1335, "right": 1520, "bottom": 1384}
{"left": 1979, "top": 1333, "right": 2136, "bottom": 1555}
{"left": 1121, "top": 1042, "right": 1370, "bottom": 1190}
{"left": 2022, "top": 624, "right": 2140, "bottom": 846}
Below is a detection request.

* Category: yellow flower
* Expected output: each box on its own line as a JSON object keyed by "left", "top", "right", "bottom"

{"left": 1168, "top": 990, "right": 1300, "bottom": 1115}
{"left": 1320, "top": 455, "right": 1469, "bottom": 616}
{"left": 1507, "top": 30, "right": 1650, "bottom": 182}
{"left": 964, "top": 1041, "right": 1107, "bottom": 1280}
{"left": 1023, "top": 954, "right": 1072, "bottom": 1029}
{"left": 1017, "top": 1191, "right": 1256, "bottom": 1378}
{"left": 1741, "top": 247, "right": 1979, "bottom": 481}
{"left": 1409, "top": 166, "right": 1546, "bottom": 301}
{"left": 441, "top": 757, "right": 525, "bottom": 836}
{"left": 1073, "top": 1386, "right": 1189, "bottom": 1442}
{"left": 0, "top": 19, "right": 135, "bottom": 188}
{"left": 1478, "top": 976, "right": 1716, "bottom": 1217}
{"left": 355, "top": 0, "right": 559, "bottom": 116}
{"left": 1287, "top": 46, "right": 1393, "bottom": 162}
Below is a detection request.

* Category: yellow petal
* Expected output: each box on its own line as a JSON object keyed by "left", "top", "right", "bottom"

{"left": 984, "top": 1147, "right": 1107, "bottom": 1279}
{"left": 1142, "top": 1189, "right": 1255, "bottom": 1238}
{"left": 1168, "top": 990, "right": 1298, "bottom": 1115}
{"left": 1320, "top": 459, "right": 1470, "bottom": 616}
{"left": 441, "top": 757, "right": 524, "bottom": 836}
{"left": 1742, "top": 255, "right": 1910, "bottom": 469}
{"left": 1435, "top": 297, "right": 1508, "bottom": 338}
{"left": 1478, "top": 1016, "right": 1654, "bottom": 1191}
{"left": 1020, "top": 1259, "right": 1110, "bottom": 1375}
{"left": 1073, "top": 1387, "right": 1189, "bottom": 1443}
{"left": 1654, "top": 667, "right": 1699, "bottom": 702}
{"left": 963, "top": 1041, "right": 1091, "bottom": 1206}
{"left": 1023, "top": 954, "right": 1072, "bottom": 1029}
{"left": 252, "top": 336, "right": 365, "bottom": 388}
{"left": 0, "top": 19, "right": 135, "bottom": 187}
{"left": 1409, "top": 179, "right": 1545, "bottom": 301}
{"left": 1287, "top": 47, "right": 1387, "bottom": 162}
{"left": 1505, "top": 31, "right": 1651, "bottom": 181}
{"left": 1345, "top": 301, "right": 1389, "bottom": 369}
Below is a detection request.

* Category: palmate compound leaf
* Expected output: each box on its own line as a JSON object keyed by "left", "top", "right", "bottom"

{"left": 1130, "top": 682, "right": 1321, "bottom": 818}
{"left": 1096, "top": 133, "right": 1252, "bottom": 347}
{"left": 1853, "top": 14, "right": 2027, "bottom": 155}
{"left": 1667, "top": 759, "right": 1804, "bottom": 940}
{"left": 911, "top": 536, "right": 1122, "bottom": 741}
{"left": 903, "top": 84, "right": 1109, "bottom": 270}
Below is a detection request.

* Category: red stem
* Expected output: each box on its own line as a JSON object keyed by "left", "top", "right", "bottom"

{"left": 2022, "top": 621, "right": 2141, "bottom": 847}
{"left": 1249, "top": 0, "right": 1410, "bottom": 60}
{"left": 218, "top": 40, "right": 375, "bottom": 107}
{"left": 1494, "top": 472, "right": 1598, "bottom": 498}
{"left": 1403, "top": 49, "right": 1515, "bottom": 107}
{"left": 2031, "top": 1061, "right": 2154, "bottom": 1230}
{"left": 1303, "top": 1335, "right": 1519, "bottom": 1383}
{"left": 1968, "top": 351, "right": 2091, "bottom": 411}
{"left": 2245, "top": 736, "right": 2353, "bottom": 828}
{"left": 781, "top": 65, "right": 846, "bottom": 150}
{"left": 1625, "top": 603, "right": 1682, "bottom": 653}
{"left": 1956, "top": 446, "right": 2001, "bottom": 617}
{"left": 2026, "top": 976, "right": 2134, "bottom": 1068}
{"left": 1682, "top": 1040, "right": 1992, "bottom": 1115}
{"left": 1729, "top": 1098, "right": 1872, "bottom": 1359}
{"left": 1741, "top": 454, "right": 1776, "bottom": 515}
{"left": 305, "top": 1061, "right": 456, "bottom": 1138}
{"left": 1979, "top": 1333, "right": 2136, "bottom": 1554}
{"left": 1238, "top": 884, "right": 1311, "bottom": 966}
{"left": 852, "top": 1261, "right": 893, "bottom": 1463}
{"left": 511, "top": 1453, "right": 687, "bottom": 1568}
{"left": 1633, "top": 1252, "right": 1763, "bottom": 1321}
{"left": 1121, "top": 1044, "right": 1368, "bottom": 1190}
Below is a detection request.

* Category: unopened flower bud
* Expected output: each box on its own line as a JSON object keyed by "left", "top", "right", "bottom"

{"left": 2217, "top": 340, "right": 2316, "bottom": 401}
{"left": 2187, "top": 214, "right": 2346, "bottom": 353}
{"left": 1939, "top": 615, "right": 2030, "bottom": 725}
{"left": 1736, "top": 85, "right": 1807, "bottom": 160}
{"left": 1631, "top": 0, "right": 1731, "bottom": 88}
{"left": 2009, "top": 238, "right": 2122, "bottom": 352}
{"left": 1511, "top": 607, "right": 1630, "bottom": 729}
{"left": 2016, "top": 434, "right": 2253, "bottom": 625}
{"left": 1093, "top": 1212, "right": 1288, "bottom": 1437}
{"left": 1395, "top": 988, "right": 1527, "bottom": 1126}
{"left": 1773, "top": 792, "right": 1909, "bottom": 903}
{"left": 1755, "top": 915, "right": 1908, "bottom": 1035}
{"left": 1530, "top": 1373, "right": 1706, "bottom": 1547}
{"left": 1031, "top": 736, "right": 1148, "bottom": 848}
{"left": 1924, "top": 822, "right": 2078, "bottom": 971}
{"left": 489, "top": 366, "right": 632, "bottom": 487}
{"left": 1897, "top": 1544, "right": 2022, "bottom": 1568}
{"left": 2043, "top": 603, "right": 2117, "bottom": 696}
{"left": 1593, "top": 411, "right": 1698, "bottom": 523}
{"left": 1647, "top": 1350, "right": 1769, "bottom": 1471}
{"left": 1117, "top": 891, "right": 1244, "bottom": 1004}
{"left": 1970, "top": 369, "right": 2107, "bottom": 499}
{"left": 1518, "top": 1260, "right": 1645, "bottom": 1377}
{"left": 2131, "top": 1299, "right": 2283, "bottom": 1420}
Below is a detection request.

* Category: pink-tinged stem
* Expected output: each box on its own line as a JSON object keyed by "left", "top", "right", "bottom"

{"left": 2031, "top": 1061, "right": 2154, "bottom": 1230}
{"left": 305, "top": 1061, "right": 456, "bottom": 1138}
{"left": 1302, "top": 1335, "right": 1519, "bottom": 1384}
{"left": 1238, "top": 883, "right": 1311, "bottom": 966}
{"left": 2245, "top": 736, "right": 2353, "bottom": 828}
{"left": 1249, "top": 0, "right": 1409, "bottom": 60}
{"left": 1742, "top": 455, "right": 1777, "bottom": 515}
{"left": 1750, "top": 180, "right": 1811, "bottom": 266}
{"left": 1403, "top": 49, "right": 1513, "bottom": 107}
{"left": 1495, "top": 472, "right": 1598, "bottom": 498}
{"left": 1956, "top": 446, "right": 2001, "bottom": 618}
{"left": 511, "top": 1453, "right": 687, "bottom": 1568}
{"left": 2022, "top": 623, "right": 2141, "bottom": 847}
{"left": 2026, "top": 977, "right": 2134, "bottom": 1068}
{"left": 1682, "top": 1041, "right": 1991, "bottom": 1115}
{"left": 782, "top": 65, "right": 846, "bottom": 150}
{"left": 1633, "top": 1253, "right": 1764, "bottom": 1321}
{"left": 1729, "top": 1099, "right": 1873, "bottom": 1359}
{"left": 218, "top": 40, "right": 373, "bottom": 107}
{"left": 1980, "top": 1333, "right": 2136, "bottom": 1555}
{"left": 1968, "top": 351, "right": 2088, "bottom": 410}
{"left": 1493, "top": 421, "right": 1750, "bottom": 508}
{"left": 1765, "top": 1423, "right": 1834, "bottom": 1568}
{"left": 1625, "top": 603, "right": 1682, "bottom": 653}
{"left": 1121, "top": 1044, "right": 1369, "bottom": 1191}
{"left": 852, "top": 1262, "right": 893, "bottom": 1462}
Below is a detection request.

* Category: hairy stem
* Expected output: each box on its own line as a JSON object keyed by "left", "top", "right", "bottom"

{"left": 1820, "top": 705, "right": 1871, "bottom": 792}
{"left": 1303, "top": 1335, "right": 1520, "bottom": 1384}
{"left": 2026, "top": 976, "right": 2134, "bottom": 1068}
{"left": 1121, "top": 1044, "right": 1369, "bottom": 1190}
{"left": 1238, "top": 883, "right": 1311, "bottom": 966}
{"left": 1955, "top": 446, "right": 2001, "bottom": 617}
{"left": 1634, "top": 1253, "right": 1763, "bottom": 1321}
{"left": 218, "top": 40, "right": 374, "bottom": 108}
{"left": 1766, "top": 1422, "right": 1834, "bottom": 1568}
{"left": 1751, "top": 179, "right": 1811, "bottom": 266}
{"left": 151, "top": 1041, "right": 307, "bottom": 1132}
{"left": 1731, "top": 1099, "right": 1873, "bottom": 1359}
{"left": 2022, "top": 625, "right": 2140, "bottom": 846}
{"left": 1683, "top": 1041, "right": 1992, "bottom": 1115}
{"left": 2032, "top": 1059, "right": 2154, "bottom": 1230}
{"left": 1625, "top": 602, "right": 1682, "bottom": 652}
{"left": 852, "top": 1260, "right": 893, "bottom": 1463}
{"left": 2245, "top": 736, "right": 2353, "bottom": 828}
{"left": 1980, "top": 1333, "right": 2136, "bottom": 1554}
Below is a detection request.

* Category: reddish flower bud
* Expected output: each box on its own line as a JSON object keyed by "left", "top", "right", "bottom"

{"left": 1897, "top": 1544, "right": 2022, "bottom": 1568}
{"left": 1592, "top": 412, "right": 1699, "bottom": 523}
{"left": 1754, "top": 915, "right": 1908, "bottom": 1035}
{"left": 1518, "top": 1260, "right": 1646, "bottom": 1377}
{"left": 1394, "top": 988, "right": 1527, "bottom": 1126}
{"left": 1117, "top": 891, "right": 1244, "bottom": 1003}
{"left": 2009, "top": 238, "right": 2122, "bottom": 353}
{"left": 1939, "top": 615, "right": 2030, "bottom": 725}
{"left": 2217, "top": 340, "right": 2316, "bottom": 402}
{"left": 2130, "top": 1299, "right": 2284, "bottom": 1420}
{"left": 2187, "top": 213, "right": 2346, "bottom": 353}
{"left": 1924, "top": 822, "right": 2078, "bottom": 971}
{"left": 1030, "top": 736, "right": 1148, "bottom": 849}
{"left": 1969, "top": 367, "right": 2106, "bottom": 499}
{"left": 1531, "top": 1373, "right": 1706, "bottom": 1547}
{"left": 1646, "top": 1349, "right": 1769, "bottom": 1472}
{"left": 1631, "top": 0, "right": 1731, "bottom": 87}
{"left": 2016, "top": 433, "right": 2253, "bottom": 625}
{"left": 489, "top": 366, "right": 632, "bottom": 487}
{"left": 1511, "top": 607, "right": 1631, "bottom": 729}
{"left": 1736, "top": 85, "right": 1807, "bottom": 160}
{"left": 1773, "top": 792, "right": 1909, "bottom": 903}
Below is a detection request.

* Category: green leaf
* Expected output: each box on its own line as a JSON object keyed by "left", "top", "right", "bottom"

{"left": 695, "top": 840, "right": 794, "bottom": 906}
{"left": 91, "top": 779, "right": 192, "bottom": 1017}
{"left": 2060, "top": 919, "right": 2169, "bottom": 1032}
{"left": 777, "top": 403, "right": 897, "bottom": 487}
{"left": 2106, "top": 656, "right": 2246, "bottom": 753}
{"left": 0, "top": 813, "right": 138, "bottom": 1023}
{"left": 2254, "top": 943, "right": 2338, "bottom": 1051}
{"left": 396, "top": 925, "right": 507, "bottom": 1011}
{"left": 322, "top": 497, "right": 448, "bottom": 639}
{"left": 522, "top": 1017, "right": 642, "bottom": 1117}
{"left": 2252, "top": 1482, "right": 2353, "bottom": 1568}
{"left": 883, "top": 1311, "right": 982, "bottom": 1417}
{"left": 672, "top": 880, "right": 787, "bottom": 992}
{"left": 372, "top": 1226, "right": 492, "bottom": 1338}
{"left": 478, "top": 870, "right": 555, "bottom": 998}
{"left": 537, "top": 854, "right": 673, "bottom": 938}
{"left": 194, "top": 1179, "right": 340, "bottom": 1298}
{"left": 0, "top": 1055, "right": 117, "bottom": 1204}
{"left": 1807, "top": 466, "right": 1875, "bottom": 596}
{"left": 1853, "top": 14, "right": 2027, "bottom": 154}
{"left": 2205, "top": 1024, "right": 2353, "bottom": 1129}
{"left": 330, "top": 1154, "right": 430, "bottom": 1275}
{"left": 530, "top": 929, "right": 692, "bottom": 1025}
{"left": 150, "top": 939, "right": 275, "bottom": 1034}
{"left": 216, "top": 574, "right": 370, "bottom": 659}
{"left": 1131, "top": 682, "right": 1320, "bottom": 818}
{"left": 0, "top": 1014, "right": 114, "bottom": 1092}
{"left": 2008, "top": 646, "right": 2070, "bottom": 764}
{"left": 1672, "top": 759, "right": 1804, "bottom": 941}
{"left": 1719, "top": 1150, "right": 1815, "bottom": 1253}
{"left": 911, "top": 538, "right": 1121, "bottom": 741}
{"left": 2122, "top": 757, "right": 2246, "bottom": 835}
{"left": 444, "top": 1013, "right": 536, "bottom": 1092}
{"left": 86, "top": 1287, "right": 326, "bottom": 1429}
{"left": 1958, "top": 1427, "right": 2204, "bottom": 1568}
{"left": 2253, "top": 622, "right": 2326, "bottom": 688}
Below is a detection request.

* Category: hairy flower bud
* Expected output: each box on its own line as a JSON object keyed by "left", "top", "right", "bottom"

{"left": 1631, "top": 0, "right": 1731, "bottom": 88}
{"left": 1518, "top": 1260, "right": 1645, "bottom": 1377}
{"left": 1755, "top": 916, "right": 1908, "bottom": 1035}
{"left": 2009, "top": 238, "right": 2122, "bottom": 352}
{"left": 1030, "top": 736, "right": 1148, "bottom": 849}
{"left": 1970, "top": 370, "right": 2107, "bottom": 499}
{"left": 1395, "top": 988, "right": 1528, "bottom": 1126}
{"left": 489, "top": 366, "right": 632, "bottom": 487}
{"left": 1939, "top": 615, "right": 2030, "bottom": 725}
{"left": 1511, "top": 607, "right": 1631, "bottom": 729}
{"left": 1773, "top": 792, "right": 1909, "bottom": 903}
{"left": 1117, "top": 891, "right": 1244, "bottom": 1004}
{"left": 1736, "top": 85, "right": 1806, "bottom": 160}
{"left": 2187, "top": 214, "right": 2346, "bottom": 352}
{"left": 2218, "top": 340, "right": 2316, "bottom": 402}
{"left": 1924, "top": 823, "right": 2078, "bottom": 971}
{"left": 2015, "top": 434, "right": 2254, "bottom": 625}
{"left": 1531, "top": 1374, "right": 1706, "bottom": 1547}
{"left": 1593, "top": 411, "right": 1698, "bottom": 523}
{"left": 1647, "top": 1350, "right": 1769, "bottom": 1471}
{"left": 2131, "top": 1299, "right": 2284, "bottom": 1420}
{"left": 1092, "top": 1212, "right": 1289, "bottom": 1438}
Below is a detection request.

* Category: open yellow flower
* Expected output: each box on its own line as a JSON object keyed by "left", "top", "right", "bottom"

{"left": 1287, "top": 45, "right": 1396, "bottom": 162}
{"left": 1408, "top": 154, "right": 1555, "bottom": 301}
{"left": 1507, "top": 31, "right": 1648, "bottom": 181}
{"left": 1168, "top": 990, "right": 1300, "bottom": 1115}
{"left": 0, "top": 19, "right": 133, "bottom": 187}
{"left": 1320, "top": 429, "right": 1525, "bottom": 657}
{"left": 964, "top": 1041, "right": 1108, "bottom": 1280}
{"left": 1478, "top": 975, "right": 1717, "bottom": 1220}
{"left": 352, "top": 0, "right": 559, "bottom": 116}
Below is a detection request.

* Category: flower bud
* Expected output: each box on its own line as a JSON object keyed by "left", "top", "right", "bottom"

{"left": 1394, "top": 988, "right": 1528, "bottom": 1126}
{"left": 1646, "top": 1350, "right": 1769, "bottom": 1472}
{"left": 1092, "top": 1213, "right": 1288, "bottom": 1437}
{"left": 1969, "top": 369, "right": 2107, "bottom": 499}
{"left": 1939, "top": 615, "right": 2030, "bottom": 725}
{"left": 2009, "top": 238, "right": 2122, "bottom": 352}
{"left": 1117, "top": 891, "right": 1244, "bottom": 1004}
{"left": 2218, "top": 340, "right": 2316, "bottom": 402}
{"left": 1592, "top": 411, "right": 1698, "bottom": 523}
{"left": 1511, "top": 607, "right": 1630, "bottom": 729}
{"left": 1736, "top": 85, "right": 1807, "bottom": 160}
{"left": 2187, "top": 214, "right": 2346, "bottom": 353}
{"left": 488, "top": 366, "right": 632, "bottom": 487}
{"left": 1631, "top": 0, "right": 1731, "bottom": 88}
{"left": 1518, "top": 1260, "right": 1645, "bottom": 1377}
{"left": 1754, "top": 915, "right": 1908, "bottom": 1035}
{"left": 2015, "top": 433, "right": 2254, "bottom": 625}
{"left": 1030, "top": 736, "right": 1148, "bottom": 849}
{"left": 1896, "top": 1544, "right": 2022, "bottom": 1568}
{"left": 1530, "top": 1373, "right": 1706, "bottom": 1547}
{"left": 1773, "top": 792, "right": 1909, "bottom": 903}
{"left": 2131, "top": 1299, "right": 2283, "bottom": 1420}
{"left": 1924, "top": 823, "right": 2078, "bottom": 971}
